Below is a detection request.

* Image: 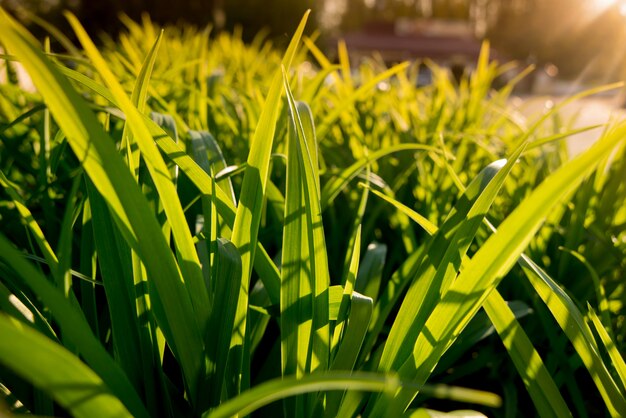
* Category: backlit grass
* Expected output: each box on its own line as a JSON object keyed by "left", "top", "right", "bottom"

{"left": 1, "top": 8, "right": 625, "bottom": 418}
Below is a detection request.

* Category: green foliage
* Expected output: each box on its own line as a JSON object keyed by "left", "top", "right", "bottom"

{"left": 1, "top": 7, "right": 625, "bottom": 418}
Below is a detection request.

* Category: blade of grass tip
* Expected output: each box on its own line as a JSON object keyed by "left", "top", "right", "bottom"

{"left": 527, "top": 125, "right": 605, "bottom": 151}
{"left": 320, "top": 143, "right": 441, "bottom": 211}
{"left": 514, "top": 82, "right": 624, "bottom": 148}
{"left": 121, "top": 29, "right": 163, "bottom": 174}
{"left": 65, "top": 13, "right": 211, "bottom": 405}
{"left": 284, "top": 76, "right": 332, "bottom": 373}
{"left": 361, "top": 183, "right": 438, "bottom": 235}
{"left": 55, "top": 174, "right": 83, "bottom": 298}
{"left": 0, "top": 103, "right": 46, "bottom": 135}
{"left": 384, "top": 116, "right": 626, "bottom": 417}
{"left": 0, "top": 9, "right": 202, "bottom": 411}
{"left": 53, "top": 63, "right": 283, "bottom": 305}
{"left": 67, "top": 12, "right": 211, "bottom": 330}
{"left": 325, "top": 292, "right": 374, "bottom": 418}
{"left": 78, "top": 194, "right": 99, "bottom": 336}
{"left": 0, "top": 313, "right": 133, "bottom": 418}
{"left": 0, "top": 169, "right": 59, "bottom": 277}
{"left": 340, "top": 172, "right": 369, "bottom": 287}
{"left": 378, "top": 147, "right": 523, "bottom": 376}
{"left": 229, "top": 10, "right": 310, "bottom": 394}
{"left": 354, "top": 241, "right": 387, "bottom": 303}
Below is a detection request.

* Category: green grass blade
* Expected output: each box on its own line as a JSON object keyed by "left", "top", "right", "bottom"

{"left": 331, "top": 292, "right": 373, "bottom": 372}
{"left": 189, "top": 130, "right": 237, "bottom": 205}
{"left": 65, "top": 14, "right": 215, "bottom": 406}
{"left": 483, "top": 290, "right": 572, "bottom": 418}
{"left": 321, "top": 143, "right": 440, "bottom": 211}
{"left": 325, "top": 292, "right": 374, "bottom": 417}
{"left": 315, "top": 62, "right": 410, "bottom": 142}
{"left": 204, "top": 372, "right": 500, "bottom": 418}
{"left": 354, "top": 241, "right": 387, "bottom": 303}
{"left": 0, "top": 234, "right": 149, "bottom": 418}
{"left": 378, "top": 149, "right": 522, "bottom": 375}
{"left": 204, "top": 372, "right": 401, "bottom": 418}
{"left": 332, "top": 226, "right": 362, "bottom": 351}
{"left": 384, "top": 120, "right": 626, "bottom": 416}
{"left": 285, "top": 85, "right": 332, "bottom": 373}
{"left": 559, "top": 247, "right": 615, "bottom": 341}
{"left": 519, "top": 254, "right": 626, "bottom": 416}
{"left": 587, "top": 306, "right": 626, "bottom": 392}
{"left": 120, "top": 29, "right": 163, "bottom": 174}
{"left": 51, "top": 64, "right": 284, "bottom": 305}
{"left": 0, "top": 170, "right": 59, "bottom": 276}
{"left": 207, "top": 238, "right": 243, "bottom": 407}
{"left": 229, "top": 11, "right": 310, "bottom": 393}
{"left": 0, "top": 313, "right": 132, "bottom": 418}
{"left": 0, "top": 9, "right": 204, "bottom": 407}
{"left": 363, "top": 183, "right": 437, "bottom": 235}
{"left": 65, "top": 12, "right": 211, "bottom": 337}
{"left": 86, "top": 180, "right": 155, "bottom": 405}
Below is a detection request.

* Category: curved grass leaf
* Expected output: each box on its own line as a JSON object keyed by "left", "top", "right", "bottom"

{"left": 0, "top": 8, "right": 204, "bottom": 408}
{"left": 378, "top": 149, "right": 520, "bottom": 374}
{"left": 0, "top": 234, "right": 148, "bottom": 418}
{"left": 281, "top": 72, "right": 331, "bottom": 380}
{"left": 483, "top": 291, "right": 571, "bottom": 418}
{"left": 228, "top": 11, "right": 311, "bottom": 394}
{"left": 381, "top": 117, "right": 626, "bottom": 417}
{"left": 321, "top": 143, "right": 440, "bottom": 211}
{"left": 54, "top": 62, "right": 284, "bottom": 306}
{"left": 587, "top": 306, "right": 626, "bottom": 392}
{"left": 0, "top": 313, "right": 132, "bottom": 418}
{"left": 518, "top": 254, "right": 626, "bottom": 416}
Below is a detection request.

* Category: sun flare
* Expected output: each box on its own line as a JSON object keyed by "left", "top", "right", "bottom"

{"left": 593, "top": 0, "right": 617, "bottom": 8}
{"left": 586, "top": 0, "right": 626, "bottom": 17}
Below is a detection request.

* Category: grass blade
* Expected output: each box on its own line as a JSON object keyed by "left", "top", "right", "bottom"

{"left": 0, "top": 9, "right": 205, "bottom": 408}
{"left": 483, "top": 290, "right": 572, "bottom": 418}
{"left": 0, "top": 313, "right": 132, "bottom": 418}
{"left": 383, "top": 120, "right": 626, "bottom": 416}
{"left": 229, "top": 11, "right": 310, "bottom": 393}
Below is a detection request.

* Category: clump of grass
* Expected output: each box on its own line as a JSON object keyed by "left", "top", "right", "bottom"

{"left": 1, "top": 7, "right": 625, "bottom": 418}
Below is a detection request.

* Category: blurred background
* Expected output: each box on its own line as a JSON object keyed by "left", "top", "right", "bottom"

{"left": 3, "top": 0, "right": 626, "bottom": 89}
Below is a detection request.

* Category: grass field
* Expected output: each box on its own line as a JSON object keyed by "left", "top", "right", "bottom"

{"left": 1, "top": 8, "right": 625, "bottom": 418}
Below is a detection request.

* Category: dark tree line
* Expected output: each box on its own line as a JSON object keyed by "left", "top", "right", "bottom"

{"left": 0, "top": 0, "right": 316, "bottom": 44}
{"left": 2, "top": 0, "right": 626, "bottom": 81}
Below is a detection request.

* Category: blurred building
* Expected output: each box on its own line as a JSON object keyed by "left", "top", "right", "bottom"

{"left": 338, "top": 18, "right": 484, "bottom": 66}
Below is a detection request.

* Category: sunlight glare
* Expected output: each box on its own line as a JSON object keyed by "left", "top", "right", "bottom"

{"left": 593, "top": 0, "right": 617, "bottom": 10}
{"left": 584, "top": 0, "right": 626, "bottom": 18}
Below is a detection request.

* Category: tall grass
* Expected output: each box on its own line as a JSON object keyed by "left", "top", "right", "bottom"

{"left": 1, "top": 8, "right": 625, "bottom": 418}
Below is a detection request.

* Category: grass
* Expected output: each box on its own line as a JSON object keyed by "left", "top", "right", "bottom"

{"left": 0, "top": 7, "right": 625, "bottom": 418}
